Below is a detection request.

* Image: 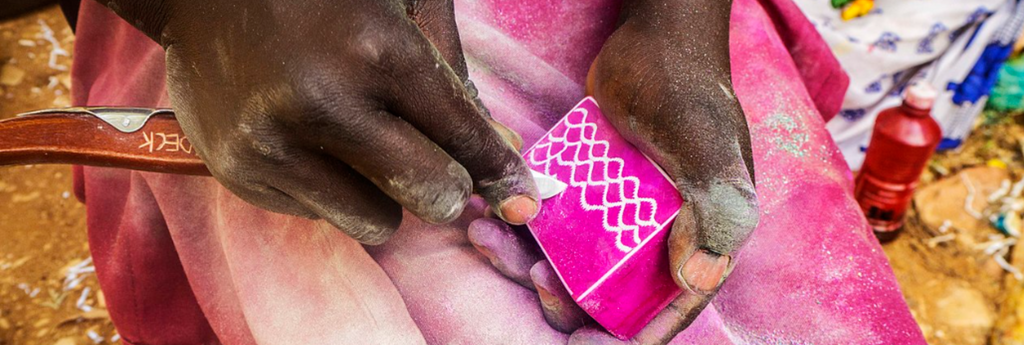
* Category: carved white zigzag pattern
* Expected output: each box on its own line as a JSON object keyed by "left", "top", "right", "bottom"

{"left": 528, "top": 108, "right": 659, "bottom": 252}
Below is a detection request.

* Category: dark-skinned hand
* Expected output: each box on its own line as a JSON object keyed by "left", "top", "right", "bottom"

{"left": 469, "top": 0, "right": 759, "bottom": 343}
{"left": 95, "top": 0, "right": 539, "bottom": 244}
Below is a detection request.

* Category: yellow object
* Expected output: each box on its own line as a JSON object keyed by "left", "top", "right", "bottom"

{"left": 988, "top": 159, "right": 1009, "bottom": 169}
{"left": 841, "top": 0, "right": 874, "bottom": 21}
{"left": 1015, "top": 26, "right": 1024, "bottom": 55}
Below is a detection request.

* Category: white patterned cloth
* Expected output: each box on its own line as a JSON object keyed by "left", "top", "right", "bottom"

{"left": 793, "top": 0, "right": 1024, "bottom": 170}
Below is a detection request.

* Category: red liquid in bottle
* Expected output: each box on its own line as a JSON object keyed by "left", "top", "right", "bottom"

{"left": 854, "top": 83, "right": 942, "bottom": 242}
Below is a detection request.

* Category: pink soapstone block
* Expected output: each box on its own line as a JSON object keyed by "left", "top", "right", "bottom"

{"left": 523, "top": 97, "right": 684, "bottom": 339}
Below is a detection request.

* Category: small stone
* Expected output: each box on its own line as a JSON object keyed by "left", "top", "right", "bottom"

{"left": 53, "top": 94, "right": 71, "bottom": 108}
{"left": 18, "top": 39, "right": 36, "bottom": 47}
{"left": 34, "top": 318, "right": 50, "bottom": 327}
{"left": 58, "top": 73, "right": 71, "bottom": 89}
{"left": 1, "top": 64, "right": 26, "bottom": 87}
{"left": 935, "top": 285, "right": 994, "bottom": 340}
{"left": 11, "top": 191, "right": 42, "bottom": 203}
{"left": 0, "top": 318, "right": 10, "bottom": 329}
{"left": 914, "top": 166, "right": 1008, "bottom": 246}
{"left": 59, "top": 259, "right": 82, "bottom": 277}
{"left": 54, "top": 337, "right": 78, "bottom": 345}
{"left": 10, "top": 256, "right": 31, "bottom": 269}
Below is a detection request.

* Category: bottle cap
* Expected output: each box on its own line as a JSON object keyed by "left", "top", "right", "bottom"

{"left": 904, "top": 82, "right": 937, "bottom": 110}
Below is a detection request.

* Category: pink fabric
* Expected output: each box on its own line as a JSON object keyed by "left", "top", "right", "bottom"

{"left": 756, "top": 0, "right": 848, "bottom": 121}
{"left": 71, "top": 0, "right": 921, "bottom": 344}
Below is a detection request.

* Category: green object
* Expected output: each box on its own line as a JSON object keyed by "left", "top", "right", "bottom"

{"left": 989, "top": 55, "right": 1024, "bottom": 112}
{"left": 832, "top": 0, "right": 853, "bottom": 9}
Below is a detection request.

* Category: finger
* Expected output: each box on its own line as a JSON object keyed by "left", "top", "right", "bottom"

{"left": 407, "top": 0, "right": 467, "bottom": 80}
{"left": 568, "top": 327, "right": 622, "bottom": 345}
{"left": 202, "top": 143, "right": 321, "bottom": 220}
{"left": 587, "top": 49, "right": 759, "bottom": 290}
{"left": 586, "top": 39, "right": 759, "bottom": 342}
{"left": 407, "top": 0, "right": 524, "bottom": 151}
{"left": 269, "top": 150, "right": 404, "bottom": 245}
{"left": 627, "top": 289, "right": 716, "bottom": 344}
{"left": 201, "top": 134, "right": 402, "bottom": 244}
{"left": 382, "top": 25, "right": 540, "bottom": 225}
{"left": 467, "top": 218, "right": 543, "bottom": 288}
{"left": 669, "top": 178, "right": 757, "bottom": 293}
{"left": 600, "top": 85, "right": 757, "bottom": 337}
{"left": 530, "top": 261, "right": 592, "bottom": 333}
{"left": 567, "top": 289, "right": 714, "bottom": 345}
{"left": 217, "top": 176, "right": 319, "bottom": 220}
{"left": 294, "top": 102, "right": 473, "bottom": 225}
{"left": 487, "top": 118, "right": 524, "bottom": 152}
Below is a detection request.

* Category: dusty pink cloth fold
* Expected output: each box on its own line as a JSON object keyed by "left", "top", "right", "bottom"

{"left": 71, "top": 0, "right": 921, "bottom": 343}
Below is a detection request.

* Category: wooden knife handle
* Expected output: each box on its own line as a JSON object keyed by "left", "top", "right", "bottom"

{"left": 0, "top": 113, "right": 210, "bottom": 175}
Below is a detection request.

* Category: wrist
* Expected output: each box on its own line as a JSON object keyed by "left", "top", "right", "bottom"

{"left": 620, "top": 0, "right": 733, "bottom": 30}
{"left": 94, "top": 0, "right": 173, "bottom": 45}
{"left": 615, "top": 0, "right": 734, "bottom": 79}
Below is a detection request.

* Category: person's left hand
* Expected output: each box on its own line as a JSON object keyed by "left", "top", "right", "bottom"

{"left": 469, "top": 0, "right": 759, "bottom": 343}
{"left": 95, "top": 0, "right": 538, "bottom": 244}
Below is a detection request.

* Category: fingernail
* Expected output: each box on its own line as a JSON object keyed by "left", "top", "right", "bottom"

{"left": 680, "top": 250, "right": 731, "bottom": 295}
{"left": 535, "top": 281, "right": 562, "bottom": 311}
{"left": 471, "top": 241, "right": 496, "bottom": 261}
{"left": 498, "top": 195, "right": 539, "bottom": 225}
{"left": 500, "top": 127, "right": 524, "bottom": 152}
{"left": 467, "top": 220, "right": 498, "bottom": 260}
{"left": 489, "top": 119, "right": 524, "bottom": 152}
{"left": 531, "top": 262, "right": 563, "bottom": 311}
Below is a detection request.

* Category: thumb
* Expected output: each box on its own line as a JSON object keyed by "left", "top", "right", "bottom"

{"left": 670, "top": 175, "right": 758, "bottom": 294}
{"left": 568, "top": 177, "right": 759, "bottom": 345}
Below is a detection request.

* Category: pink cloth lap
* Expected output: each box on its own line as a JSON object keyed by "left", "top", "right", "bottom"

{"left": 70, "top": 0, "right": 923, "bottom": 343}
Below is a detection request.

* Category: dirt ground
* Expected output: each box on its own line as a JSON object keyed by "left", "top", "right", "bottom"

{"left": 2, "top": 4, "right": 1024, "bottom": 345}
{"left": 0, "top": 6, "right": 116, "bottom": 345}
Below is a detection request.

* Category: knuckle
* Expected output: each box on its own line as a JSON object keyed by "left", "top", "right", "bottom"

{"left": 349, "top": 25, "right": 424, "bottom": 70}
{"left": 206, "top": 132, "right": 295, "bottom": 183}
{"left": 694, "top": 179, "right": 759, "bottom": 254}
{"left": 235, "top": 127, "right": 296, "bottom": 168}
{"left": 475, "top": 161, "right": 536, "bottom": 203}
{"left": 393, "top": 160, "right": 472, "bottom": 223}
{"left": 206, "top": 146, "right": 251, "bottom": 182}
{"left": 351, "top": 28, "right": 392, "bottom": 66}
{"left": 266, "top": 77, "right": 349, "bottom": 130}
{"left": 349, "top": 24, "right": 438, "bottom": 84}
{"left": 439, "top": 121, "right": 485, "bottom": 154}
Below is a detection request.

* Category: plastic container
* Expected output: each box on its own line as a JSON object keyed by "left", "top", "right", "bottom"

{"left": 855, "top": 82, "right": 943, "bottom": 241}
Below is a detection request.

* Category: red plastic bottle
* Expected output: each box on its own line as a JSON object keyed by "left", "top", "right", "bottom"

{"left": 854, "top": 82, "right": 943, "bottom": 242}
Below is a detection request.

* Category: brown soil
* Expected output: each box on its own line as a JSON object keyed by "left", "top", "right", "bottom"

{"left": 0, "top": 6, "right": 116, "bottom": 345}
{"left": 2, "top": 4, "right": 1024, "bottom": 345}
{"left": 889, "top": 111, "right": 1024, "bottom": 345}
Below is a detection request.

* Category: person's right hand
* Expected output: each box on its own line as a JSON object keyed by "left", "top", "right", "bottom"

{"left": 95, "top": 0, "right": 539, "bottom": 244}
{"left": 469, "top": 0, "right": 759, "bottom": 343}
